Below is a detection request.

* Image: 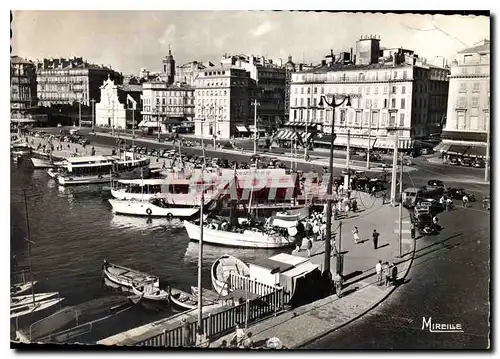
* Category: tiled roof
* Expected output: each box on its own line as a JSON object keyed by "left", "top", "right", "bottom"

{"left": 458, "top": 41, "right": 490, "bottom": 54}
{"left": 11, "top": 56, "right": 34, "bottom": 64}
{"left": 119, "top": 84, "right": 143, "bottom": 92}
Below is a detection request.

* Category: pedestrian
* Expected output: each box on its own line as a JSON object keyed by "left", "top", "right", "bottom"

{"left": 376, "top": 260, "right": 383, "bottom": 286}
{"left": 306, "top": 238, "right": 313, "bottom": 257}
{"left": 446, "top": 197, "right": 453, "bottom": 211}
{"left": 383, "top": 261, "right": 390, "bottom": 286}
{"left": 182, "top": 319, "right": 193, "bottom": 347}
{"left": 372, "top": 229, "right": 379, "bottom": 250}
{"left": 333, "top": 272, "right": 343, "bottom": 298}
{"left": 391, "top": 262, "right": 398, "bottom": 286}
{"left": 382, "top": 191, "right": 387, "bottom": 205}
{"left": 352, "top": 226, "right": 360, "bottom": 244}
{"left": 462, "top": 194, "right": 469, "bottom": 208}
{"left": 242, "top": 332, "right": 254, "bottom": 349}
{"left": 347, "top": 188, "right": 352, "bottom": 199}
{"left": 410, "top": 222, "right": 416, "bottom": 239}
{"left": 344, "top": 200, "right": 350, "bottom": 217}
{"left": 234, "top": 323, "right": 246, "bottom": 348}
{"left": 371, "top": 185, "right": 377, "bottom": 197}
{"left": 219, "top": 340, "right": 228, "bottom": 349}
{"left": 351, "top": 198, "right": 358, "bottom": 212}
{"left": 433, "top": 216, "right": 439, "bottom": 226}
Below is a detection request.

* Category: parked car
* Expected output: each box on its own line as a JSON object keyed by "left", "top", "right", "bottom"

{"left": 473, "top": 159, "right": 485, "bottom": 168}
{"left": 426, "top": 179, "right": 445, "bottom": 191}
{"left": 449, "top": 158, "right": 460, "bottom": 166}
{"left": 460, "top": 157, "right": 473, "bottom": 167}
{"left": 445, "top": 188, "right": 476, "bottom": 202}
{"left": 421, "top": 148, "right": 433, "bottom": 155}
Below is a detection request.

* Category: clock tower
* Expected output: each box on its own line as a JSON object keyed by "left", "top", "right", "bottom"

{"left": 163, "top": 45, "right": 176, "bottom": 85}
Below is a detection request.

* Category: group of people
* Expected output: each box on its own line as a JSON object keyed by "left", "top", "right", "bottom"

{"left": 375, "top": 260, "right": 398, "bottom": 286}
{"left": 438, "top": 195, "right": 455, "bottom": 211}
{"left": 352, "top": 227, "right": 381, "bottom": 249}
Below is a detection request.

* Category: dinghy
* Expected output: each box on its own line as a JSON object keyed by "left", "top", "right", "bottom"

{"left": 30, "top": 157, "right": 56, "bottom": 169}
{"left": 211, "top": 255, "right": 250, "bottom": 296}
{"left": 102, "top": 260, "right": 159, "bottom": 290}
{"left": 131, "top": 283, "right": 169, "bottom": 302}
{"left": 169, "top": 288, "right": 198, "bottom": 311}
{"left": 11, "top": 281, "right": 38, "bottom": 296}
{"left": 11, "top": 292, "right": 59, "bottom": 308}
{"left": 11, "top": 297, "right": 65, "bottom": 329}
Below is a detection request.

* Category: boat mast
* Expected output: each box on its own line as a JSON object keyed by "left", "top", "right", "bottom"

{"left": 141, "top": 168, "right": 144, "bottom": 201}
{"left": 23, "top": 189, "right": 35, "bottom": 305}
{"left": 197, "top": 118, "right": 206, "bottom": 338}
{"left": 247, "top": 158, "right": 258, "bottom": 215}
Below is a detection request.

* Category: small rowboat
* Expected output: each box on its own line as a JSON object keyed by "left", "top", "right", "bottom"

{"left": 102, "top": 260, "right": 159, "bottom": 290}
{"left": 11, "top": 281, "right": 38, "bottom": 296}
{"left": 169, "top": 288, "right": 198, "bottom": 311}
{"left": 11, "top": 292, "right": 59, "bottom": 308}
{"left": 131, "top": 284, "right": 169, "bottom": 302}
{"left": 211, "top": 255, "right": 250, "bottom": 296}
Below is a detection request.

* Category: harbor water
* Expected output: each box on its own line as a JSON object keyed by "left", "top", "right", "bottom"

{"left": 10, "top": 159, "right": 284, "bottom": 342}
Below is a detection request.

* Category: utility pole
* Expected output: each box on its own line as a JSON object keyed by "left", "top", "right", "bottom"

{"left": 212, "top": 106, "right": 217, "bottom": 149}
{"left": 345, "top": 129, "right": 351, "bottom": 188}
{"left": 23, "top": 189, "right": 35, "bottom": 306}
{"left": 91, "top": 99, "right": 96, "bottom": 131}
{"left": 390, "top": 125, "right": 399, "bottom": 206}
{"left": 157, "top": 107, "right": 161, "bottom": 143}
{"left": 367, "top": 108, "right": 372, "bottom": 169}
{"left": 78, "top": 101, "right": 82, "bottom": 129}
{"left": 251, "top": 99, "right": 260, "bottom": 155}
{"left": 304, "top": 119, "right": 309, "bottom": 160}
{"left": 485, "top": 121, "right": 490, "bottom": 182}
{"left": 398, "top": 152, "right": 404, "bottom": 257}
{"left": 197, "top": 117, "right": 205, "bottom": 337}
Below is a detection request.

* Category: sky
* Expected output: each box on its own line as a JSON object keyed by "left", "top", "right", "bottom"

{"left": 11, "top": 11, "right": 490, "bottom": 75}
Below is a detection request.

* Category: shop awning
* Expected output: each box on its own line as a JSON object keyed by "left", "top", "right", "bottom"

{"left": 248, "top": 125, "right": 266, "bottom": 133}
{"left": 464, "top": 146, "right": 486, "bottom": 158}
{"left": 274, "top": 130, "right": 312, "bottom": 142}
{"left": 138, "top": 121, "right": 160, "bottom": 128}
{"left": 433, "top": 143, "right": 451, "bottom": 152}
{"left": 445, "top": 145, "right": 469, "bottom": 156}
{"left": 236, "top": 126, "right": 248, "bottom": 132}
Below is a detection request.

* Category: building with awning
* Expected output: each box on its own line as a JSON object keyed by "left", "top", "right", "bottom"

{"left": 274, "top": 129, "right": 313, "bottom": 143}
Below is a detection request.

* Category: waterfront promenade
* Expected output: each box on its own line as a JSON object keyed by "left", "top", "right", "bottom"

{"left": 210, "top": 196, "right": 415, "bottom": 349}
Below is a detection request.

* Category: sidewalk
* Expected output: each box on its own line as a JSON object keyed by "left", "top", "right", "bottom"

{"left": 210, "top": 193, "right": 415, "bottom": 349}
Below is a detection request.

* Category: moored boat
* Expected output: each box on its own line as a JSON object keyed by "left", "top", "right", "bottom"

{"left": 11, "top": 297, "right": 65, "bottom": 329}
{"left": 131, "top": 284, "right": 169, "bottom": 302}
{"left": 30, "top": 157, "right": 60, "bottom": 169}
{"left": 11, "top": 281, "right": 38, "bottom": 296}
{"left": 211, "top": 255, "right": 250, "bottom": 296}
{"left": 47, "top": 168, "right": 58, "bottom": 179}
{"left": 169, "top": 288, "right": 198, "bottom": 311}
{"left": 183, "top": 220, "right": 295, "bottom": 249}
{"left": 11, "top": 292, "right": 60, "bottom": 308}
{"left": 108, "top": 198, "right": 200, "bottom": 218}
{"left": 102, "top": 260, "right": 159, "bottom": 290}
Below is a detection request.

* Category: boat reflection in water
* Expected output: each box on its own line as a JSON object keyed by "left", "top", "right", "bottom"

{"left": 183, "top": 242, "right": 285, "bottom": 270}
{"left": 109, "top": 214, "right": 185, "bottom": 232}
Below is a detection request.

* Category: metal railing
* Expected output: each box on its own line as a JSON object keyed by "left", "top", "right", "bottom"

{"left": 136, "top": 286, "right": 285, "bottom": 347}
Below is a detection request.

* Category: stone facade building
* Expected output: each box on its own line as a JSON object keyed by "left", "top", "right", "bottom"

{"left": 10, "top": 56, "right": 39, "bottom": 123}
{"left": 440, "top": 40, "right": 490, "bottom": 158}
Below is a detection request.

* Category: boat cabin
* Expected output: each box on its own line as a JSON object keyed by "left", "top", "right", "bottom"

{"left": 60, "top": 156, "right": 115, "bottom": 176}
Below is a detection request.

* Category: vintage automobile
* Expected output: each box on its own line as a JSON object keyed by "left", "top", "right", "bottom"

{"left": 426, "top": 179, "right": 445, "bottom": 192}
{"left": 449, "top": 158, "right": 460, "bottom": 166}
{"left": 444, "top": 188, "right": 476, "bottom": 202}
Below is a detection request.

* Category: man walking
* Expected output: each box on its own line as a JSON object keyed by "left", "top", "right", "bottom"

{"left": 376, "top": 260, "right": 383, "bottom": 286}
{"left": 372, "top": 229, "right": 380, "bottom": 250}
{"left": 352, "top": 226, "right": 360, "bottom": 244}
{"left": 391, "top": 262, "right": 398, "bottom": 286}
{"left": 382, "top": 261, "right": 390, "bottom": 286}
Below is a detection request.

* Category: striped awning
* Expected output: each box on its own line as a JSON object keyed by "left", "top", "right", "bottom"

{"left": 284, "top": 121, "right": 309, "bottom": 127}
{"left": 374, "top": 138, "right": 414, "bottom": 150}
{"left": 274, "top": 130, "right": 312, "bottom": 142}
{"left": 138, "top": 120, "right": 160, "bottom": 128}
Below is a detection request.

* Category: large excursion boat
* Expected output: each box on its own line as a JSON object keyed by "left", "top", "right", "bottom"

{"left": 56, "top": 154, "right": 150, "bottom": 186}
{"left": 108, "top": 197, "right": 200, "bottom": 218}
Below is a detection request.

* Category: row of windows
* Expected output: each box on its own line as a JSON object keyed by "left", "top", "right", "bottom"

{"left": 293, "top": 69, "right": 410, "bottom": 83}
{"left": 142, "top": 106, "right": 188, "bottom": 113}
{"left": 293, "top": 97, "right": 408, "bottom": 110}
{"left": 39, "top": 84, "right": 87, "bottom": 92}
{"left": 457, "top": 96, "right": 490, "bottom": 108}
{"left": 292, "top": 85, "right": 408, "bottom": 96}
{"left": 38, "top": 69, "right": 89, "bottom": 76}
{"left": 458, "top": 82, "right": 489, "bottom": 93}
{"left": 144, "top": 90, "right": 192, "bottom": 97}
{"left": 37, "top": 75, "right": 90, "bottom": 84}
{"left": 141, "top": 97, "right": 193, "bottom": 106}
{"left": 203, "top": 70, "right": 227, "bottom": 76}
{"left": 292, "top": 108, "right": 406, "bottom": 127}
{"left": 39, "top": 92, "right": 87, "bottom": 100}
{"left": 195, "top": 90, "right": 229, "bottom": 97}
{"left": 197, "top": 99, "right": 228, "bottom": 106}
{"left": 455, "top": 111, "right": 489, "bottom": 131}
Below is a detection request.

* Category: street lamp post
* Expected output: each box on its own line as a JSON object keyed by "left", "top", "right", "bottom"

{"left": 485, "top": 120, "right": 490, "bottom": 182}
{"left": 367, "top": 105, "right": 373, "bottom": 169}
{"left": 251, "top": 99, "right": 260, "bottom": 155}
{"left": 157, "top": 107, "right": 161, "bottom": 143}
{"left": 91, "top": 98, "right": 96, "bottom": 131}
{"left": 78, "top": 101, "right": 82, "bottom": 129}
{"left": 318, "top": 94, "right": 351, "bottom": 280}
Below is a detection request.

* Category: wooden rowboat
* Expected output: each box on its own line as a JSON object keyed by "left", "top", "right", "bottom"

{"left": 211, "top": 255, "right": 250, "bottom": 296}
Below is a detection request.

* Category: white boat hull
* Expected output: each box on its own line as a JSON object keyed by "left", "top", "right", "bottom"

{"left": 109, "top": 199, "right": 199, "bottom": 218}
{"left": 211, "top": 255, "right": 250, "bottom": 296}
{"left": 131, "top": 285, "right": 169, "bottom": 302}
{"left": 47, "top": 169, "right": 58, "bottom": 179}
{"left": 102, "top": 262, "right": 159, "bottom": 290}
{"left": 11, "top": 281, "right": 38, "bottom": 296}
{"left": 183, "top": 221, "right": 295, "bottom": 249}
{"left": 11, "top": 292, "right": 59, "bottom": 308}
{"left": 10, "top": 297, "right": 65, "bottom": 330}
{"left": 31, "top": 157, "right": 55, "bottom": 169}
{"left": 57, "top": 165, "right": 150, "bottom": 186}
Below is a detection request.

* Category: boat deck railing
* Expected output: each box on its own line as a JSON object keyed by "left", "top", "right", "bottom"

{"left": 135, "top": 285, "right": 285, "bottom": 347}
